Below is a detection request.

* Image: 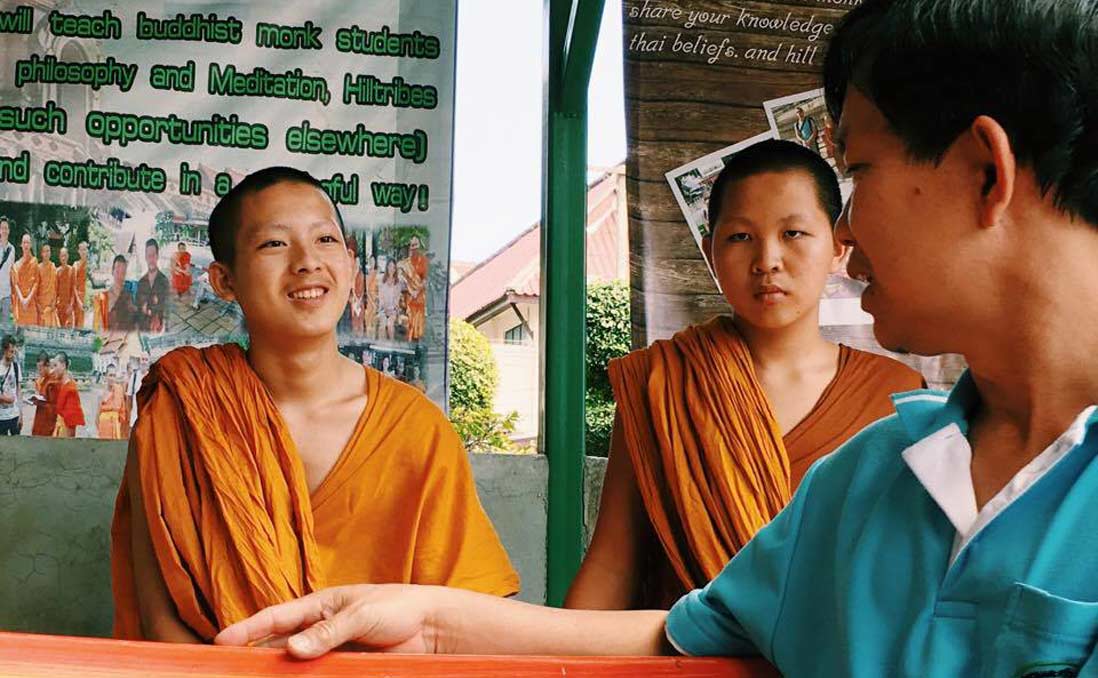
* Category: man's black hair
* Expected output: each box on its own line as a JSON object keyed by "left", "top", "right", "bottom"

{"left": 824, "top": 0, "right": 1098, "bottom": 226}
{"left": 708, "top": 139, "right": 842, "bottom": 233}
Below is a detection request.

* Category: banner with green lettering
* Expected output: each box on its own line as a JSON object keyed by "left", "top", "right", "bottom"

{"left": 0, "top": 1, "right": 456, "bottom": 438}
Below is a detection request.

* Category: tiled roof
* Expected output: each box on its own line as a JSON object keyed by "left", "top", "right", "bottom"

{"left": 450, "top": 165, "right": 627, "bottom": 321}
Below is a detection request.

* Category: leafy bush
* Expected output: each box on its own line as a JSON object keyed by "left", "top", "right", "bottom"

{"left": 448, "top": 318, "right": 497, "bottom": 412}
{"left": 584, "top": 280, "right": 631, "bottom": 456}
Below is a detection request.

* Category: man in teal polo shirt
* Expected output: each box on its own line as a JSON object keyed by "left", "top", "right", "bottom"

{"left": 214, "top": 0, "right": 1098, "bottom": 674}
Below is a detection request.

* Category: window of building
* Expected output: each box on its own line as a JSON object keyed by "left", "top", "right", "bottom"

{"left": 505, "top": 324, "right": 526, "bottom": 345}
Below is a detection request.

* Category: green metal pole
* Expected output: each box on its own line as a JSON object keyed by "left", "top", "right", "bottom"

{"left": 543, "top": 0, "right": 605, "bottom": 607}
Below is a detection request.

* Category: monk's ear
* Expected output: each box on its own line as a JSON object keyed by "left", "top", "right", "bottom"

{"left": 829, "top": 236, "right": 849, "bottom": 275}
{"left": 208, "top": 261, "right": 236, "bottom": 303}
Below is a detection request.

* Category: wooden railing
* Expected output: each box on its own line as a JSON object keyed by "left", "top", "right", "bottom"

{"left": 0, "top": 631, "right": 780, "bottom": 678}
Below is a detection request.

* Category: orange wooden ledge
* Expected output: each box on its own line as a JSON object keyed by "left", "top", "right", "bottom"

{"left": 0, "top": 632, "right": 779, "bottom": 678}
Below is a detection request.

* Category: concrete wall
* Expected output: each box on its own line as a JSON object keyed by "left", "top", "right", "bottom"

{"left": 0, "top": 437, "right": 607, "bottom": 638}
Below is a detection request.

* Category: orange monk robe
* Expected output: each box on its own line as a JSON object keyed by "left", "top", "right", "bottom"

{"left": 31, "top": 377, "right": 58, "bottom": 436}
{"left": 97, "top": 381, "right": 127, "bottom": 439}
{"left": 72, "top": 259, "right": 87, "bottom": 328}
{"left": 111, "top": 344, "right": 519, "bottom": 641}
{"left": 608, "top": 316, "right": 924, "bottom": 605}
{"left": 56, "top": 263, "right": 74, "bottom": 328}
{"left": 36, "top": 260, "right": 58, "bottom": 327}
{"left": 11, "top": 255, "right": 38, "bottom": 326}
{"left": 404, "top": 252, "right": 428, "bottom": 342}
{"left": 171, "top": 251, "right": 192, "bottom": 296}
{"left": 53, "top": 378, "right": 85, "bottom": 434}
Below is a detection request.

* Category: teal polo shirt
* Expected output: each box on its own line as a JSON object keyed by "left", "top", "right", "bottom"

{"left": 666, "top": 372, "right": 1098, "bottom": 677}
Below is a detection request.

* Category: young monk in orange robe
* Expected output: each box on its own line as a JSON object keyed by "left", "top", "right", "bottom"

{"left": 51, "top": 353, "right": 84, "bottom": 437}
{"left": 36, "top": 244, "right": 59, "bottom": 328}
{"left": 11, "top": 234, "right": 37, "bottom": 326}
{"left": 30, "top": 353, "right": 57, "bottom": 436}
{"left": 171, "top": 242, "right": 192, "bottom": 297}
{"left": 55, "top": 247, "right": 74, "bottom": 328}
{"left": 111, "top": 167, "right": 518, "bottom": 643}
{"left": 96, "top": 375, "right": 127, "bottom": 439}
{"left": 565, "top": 140, "right": 924, "bottom": 609}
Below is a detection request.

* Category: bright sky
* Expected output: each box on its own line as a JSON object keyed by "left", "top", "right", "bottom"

{"left": 450, "top": 0, "right": 626, "bottom": 263}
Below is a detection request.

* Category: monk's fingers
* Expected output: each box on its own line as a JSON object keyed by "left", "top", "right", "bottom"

{"left": 214, "top": 587, "right": 355, "bottom": 647}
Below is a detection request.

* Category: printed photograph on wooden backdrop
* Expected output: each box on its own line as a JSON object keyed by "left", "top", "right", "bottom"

{"left": 762, "top": 88, "right": 849, "bottom": 197}
{"left": 664, "top": 131, "right": 774, "bottom": 251}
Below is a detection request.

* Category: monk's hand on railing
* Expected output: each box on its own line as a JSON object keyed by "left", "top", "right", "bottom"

{"left": 214, "top": 584, "right": 439, "bottom": 658}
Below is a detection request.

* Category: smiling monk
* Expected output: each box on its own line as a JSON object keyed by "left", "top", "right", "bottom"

{"left": 110, "top": 167, "right": 518, "bottom": 642}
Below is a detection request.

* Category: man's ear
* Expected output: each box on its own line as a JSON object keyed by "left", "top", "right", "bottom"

{"left": 208, "top": 261, "right": 236, "bottom": 303}
{"left": 968, "top": 115, "right": 1016, "bottom": 230}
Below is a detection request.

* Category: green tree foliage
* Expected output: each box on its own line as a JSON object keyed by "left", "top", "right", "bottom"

{"left": 448, "top": 319, "right": 516, "bottom": 452}
{"left": 585, "top": 280, "right": 631, "bottom": 456}
{"left": 448, "top": 318, "right": 497, "bottom": 411}
{"left": 450, "top": 406, "right": 519, "bottom": 454}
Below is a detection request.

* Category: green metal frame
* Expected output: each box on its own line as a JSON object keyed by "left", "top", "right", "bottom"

{"left": 542, "top": 0, "right": 605, "bottom": 607}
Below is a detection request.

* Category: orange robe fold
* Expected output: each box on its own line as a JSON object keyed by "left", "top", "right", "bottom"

{"left": 56, "top": 264, "right": 74, "bottom": 328}
{"left": 12, "top": 255, "right": 38, "bottom": 326}
{"left": 36, "top": 260, "right": 58, "bottom": 327}
{"left": 111, "top": 344, "right": 518, "bottom": 641}
{"left": 608, "top": 316, "right": 924, "bottom": 604}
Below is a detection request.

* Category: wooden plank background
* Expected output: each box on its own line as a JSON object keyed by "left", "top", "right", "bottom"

{"left": 623, "top": 0, "right": 856, "bottom": 345}
{"left": 622, "top": 0, "right": 967, "bottom": 389}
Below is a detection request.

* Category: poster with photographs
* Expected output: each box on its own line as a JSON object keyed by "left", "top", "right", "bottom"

{"left": 665, "top": 131, "right": 774, "bottom": 244}
{"left": 762, "top": 88, "right": 850, "bottom": 200}
{"left": 337, "top": 225, "right": 430, "bottom": 389}
{"left": 0, "top": 0, "right": 457, "bottom": 438}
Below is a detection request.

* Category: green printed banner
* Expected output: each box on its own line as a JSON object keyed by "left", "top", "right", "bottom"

{"left": 0, "top": 1, "right": 456, "bottom": 438}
